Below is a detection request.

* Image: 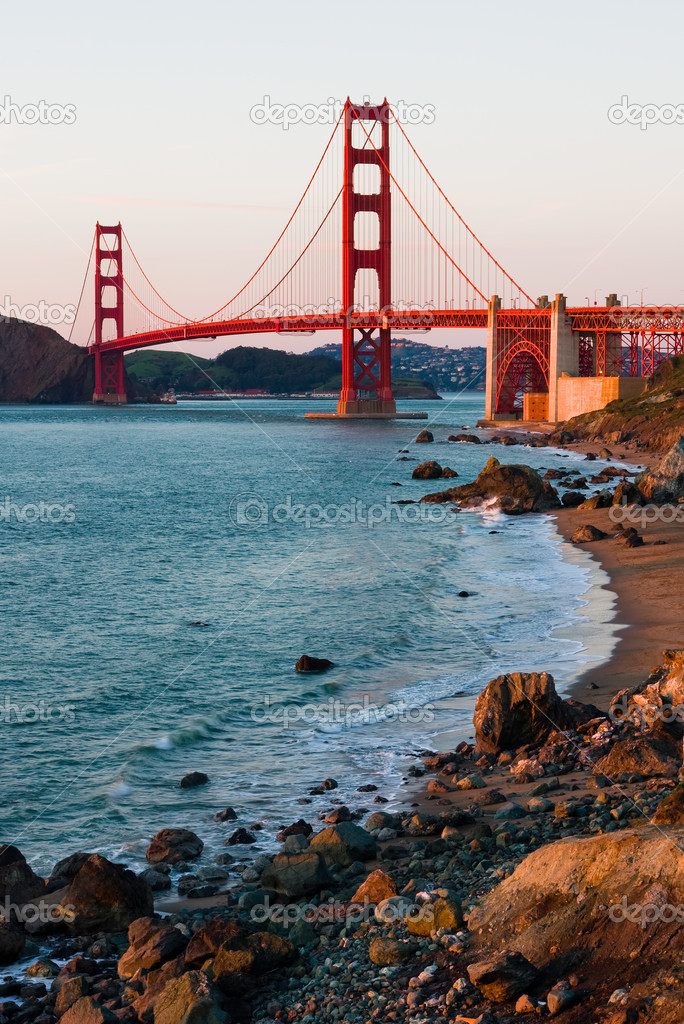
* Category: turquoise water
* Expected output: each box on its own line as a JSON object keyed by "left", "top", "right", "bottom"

{"left": 0, "top": 395, "right": 616, "bottom": 872}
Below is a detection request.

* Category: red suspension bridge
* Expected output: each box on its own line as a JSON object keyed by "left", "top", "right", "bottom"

{"left": 69, "top": 98, "right": 684, "bottom": 421}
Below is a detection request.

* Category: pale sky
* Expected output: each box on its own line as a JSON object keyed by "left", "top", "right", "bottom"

{"left": 1, "top": 0, "right": 684, "bottom": 357}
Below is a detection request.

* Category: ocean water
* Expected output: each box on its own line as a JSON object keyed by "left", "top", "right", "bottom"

{"left": 0, "top": 395, "right": 620, "bottom": 874}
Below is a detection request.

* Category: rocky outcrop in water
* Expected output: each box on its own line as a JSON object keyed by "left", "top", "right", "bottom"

{"left": 421, "top": 456, "right": 561, "bottom": 514}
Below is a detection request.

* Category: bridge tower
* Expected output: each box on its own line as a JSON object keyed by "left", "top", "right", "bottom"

{"left": 336, "top": 99, "right": 396, "bottom": 417}
{"left": 92, "top": 223, "right": 127, "bottom": 404}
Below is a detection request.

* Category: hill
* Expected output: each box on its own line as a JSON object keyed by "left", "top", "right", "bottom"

{"left": 125, "top": 345, "right": 438, "bottom": 398}
{"left": 553, "top": 356, "right": 684, "bottom": 451}
{"left": 0, "top": 318, "right": 95, "bottom": 402}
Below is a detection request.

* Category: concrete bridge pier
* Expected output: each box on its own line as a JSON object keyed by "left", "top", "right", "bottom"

{"left": 548, "top": 293, "right": 578, "bottom": 422}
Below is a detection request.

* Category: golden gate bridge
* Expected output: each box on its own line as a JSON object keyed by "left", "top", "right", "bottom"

{"left": 67, "top": 98, "right": 684, "bottom": 422}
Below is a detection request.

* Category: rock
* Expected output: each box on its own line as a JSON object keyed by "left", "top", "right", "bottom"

{"left": 153, "top": 971, "right": 227, "bottom": 1024}
{"left": 652, "top": 783, "right": 684, "bottom": 823}
{"left": 139, "top": 869, "right": 172, "bottom": 892}
{"left": 260, "top": 851, "right": 332, "bottom": 898}
{"left": 146, "top": 829, "right": 203, "bottom": 864}
{"left": 406, "top": 895, "right": 463, "bottom": 936}
{"left": 185, "top": 919, "right": 245, "bottom": 968}
{"left": 0, "top": 923, "right": 25, "bottom": 965}
{"left": 412, "top": 460, "right": 443, "bottom": 480}
{"left": 276, "top": 819, "right": 313, "bottom": 842}
{"left": 214, "top": 807, "right": 237, "bottom": 822}
{"left": 613, "top": 481, "right": 645, "bottom": 506}
{"left": 368, "top": 937, "right": 417, "bottom": 965}
{"left": 636, "top": 436, "right": 684, "bottom": 502}
{"left": 295, "top": 655, "right": 334, "bottom": 673}
{"left": 323, "top": 805, "right": 351, "bottom": 823}
{"left": 60, "top": 996, "right": 118, "bottom": 1024}
{"left": 494, "top": 802, "right": 527, "bottom": 820}
{"left": 55, "top": 975, "right": 89, "bottom": 1015}
{"left": 547, "top": 987, "right": 575, "bottom": 1015}
{"left": 578, "top": 491, "right": 612, "bottom": 510}
{"left": 179, "top": 772, "right": 208, "bottom": 789}
{"left": 473, "top": 672, "right": 576, "bottom": 753}
{"left": 374, "top": 896, "right": 417, "bottom": 923}
{"left": 594, "top": 736, "right": 678, "bottom": 779}
{"left": 422, "top": 457, "right": 558, "bottom": 513}
{"left": 0, "top": 845, "right": 45, "bottom": 904}
{"left": 0, "top": 319, "right": 97, "bottom": 403}
{"left": 469, "top": 826, "right": 684, "bottom": 972}
{"left": 467, "top": 951, "right": 539, "bottom": 1002}
{"left": 59, "top": 854, "right": 153, "bottom": 934}
{"left": 226, "top": 828, "right": 256, "bottom": 846}
{"left": 208, "top": 932, "right": 296, "bottom": 994}
{"left": 118, "top": 917, "right": 188, "bottom": 979}
{"left": 309, "top": 821, "right": 376, "bottom": 866}
{"left": 26, "top": 957, "right": 60, "bottom": 978}
{"left": 48, "top": 853, "right": 93, "bottom": 891}
{"left": 624, "top": 533, "right": 644, "bottom": 547}
{"left": 572, "top": 524, "right": 608, "bottom": 543}
{"left": 561, "top": 490, "right": 586, "bottom": 507}
{"left": 449, "top": 433, "right": 481, "bottom": 443}
{"left": 364, "top": 811, "right": 400, "bottom": 832}
{"left": 442, "top": 467, "right": 458, "bottom": 478}
{"left": 415, "top": 429, "right": 434, "bottom": 443}
{"left": 351, "top": 869, "right": 397, "bottom": 904}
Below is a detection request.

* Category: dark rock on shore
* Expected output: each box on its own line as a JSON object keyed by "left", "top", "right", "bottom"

{"left": 412, "top": 460, "right": 443, "bottom": 479}
{"left": 59, "top": 854, "right": 153, "bottom": 934}
{"left": 421, "top": 456, "right": 560, "bottom": 514}
{"left": 473, "top": 672, "right": 579, "bottom": 753}
{"left": 572, "top": 524, "right": 609, "bottom": 543}
{"left": 0, "top": 845, "right": 46, "bottom": 905}
{"left": 260, "top": 850, "right": 331, "bottom": 897}
{"left": 415, "top": 429, "right": 434, "bottom": 442}
{"left": 636, "top": 435, "right": 684, "bottom": 502}
{"left": 295, "top": 654, "right": 334, "bottom": 673}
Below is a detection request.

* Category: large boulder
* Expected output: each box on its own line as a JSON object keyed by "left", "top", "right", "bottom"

{"left": 60, "top": 854, "right": 153, "bottom": 934}
{"left": 473, "top": 672, "right": 575, "bottom": 753}
{"left": 309, "top": 821, "right": 376, "bottom": 867}
{"left": 421, "top": 457, "right": 559, "bottom": 514}
{"left": 351, "top": 869, "right": 397, "bottom": 905}
{"left": 118, "top": 917, "right": 188, "bottom": 979}
{"left": 0, "top": 922, "right": 26, "bottom": 965}
{"left": 469, "top": 827, "right": 684, "bottom": 981}
{"left": 467, "top": 951, "right": 539, "bottom": 1002}
{"left": 207, "top": 932, "right": 296, "bottom": 995}
{"left": 260, "top": 851, "right": 332, "bottom": 898}
{"left": 636, "top": 436, "right": 684, "bottom": 502}
{"left": 412, "top": 460, "right": 443, "bottom": 480}
{"left": 153, "top": 971, "right": 228, "bottom": 1024}
{"left": 60, "top": 996, "right": 118, "bottom": 1024}
{"left": 185, "top": 918, "right": 245, "bottom": 968}
{"left": 146, "top": 829, "right": 203, "bottom": 865}
{"left": 593, "top": 736, "right": 679, "bottom": 779}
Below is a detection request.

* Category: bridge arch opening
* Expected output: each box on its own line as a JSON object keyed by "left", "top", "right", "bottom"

{"left": 496, "top": 348, "right": 548, "bottom": 416}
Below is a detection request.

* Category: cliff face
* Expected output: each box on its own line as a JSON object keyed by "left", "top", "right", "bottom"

{"left": 0, "top": 318, "right": 94, "bottom": 402}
